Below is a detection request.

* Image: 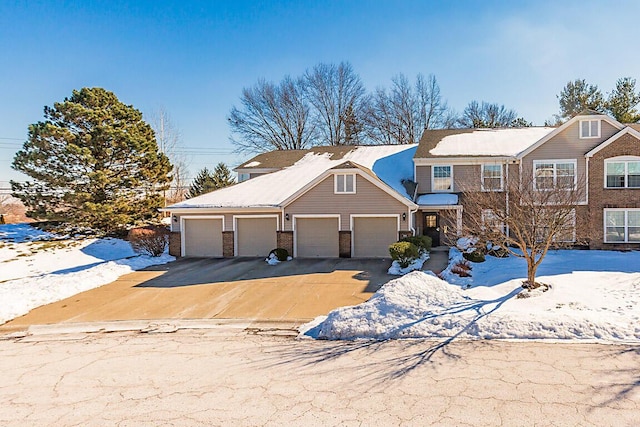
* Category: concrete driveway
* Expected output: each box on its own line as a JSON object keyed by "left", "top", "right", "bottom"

{"left": 2, "top": 257, "right": 393, "bottom": 331}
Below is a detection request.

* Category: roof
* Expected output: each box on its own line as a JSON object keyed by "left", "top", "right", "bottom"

{"left": 416, "top": 127, "right": 556, "bottom": 158}
{"left": 170, "top": 144, "right": 417, "bottom": 209}
{"left": 235, "top": 146, "right": 357, "bottom": 170}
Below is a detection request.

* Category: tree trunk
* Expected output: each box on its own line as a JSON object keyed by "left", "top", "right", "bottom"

{"left": 526, "top": 257, "right": 538, "bottom": 289}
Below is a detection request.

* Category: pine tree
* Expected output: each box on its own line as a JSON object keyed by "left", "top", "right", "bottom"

{"left": 11, "top": 88, "right": 172, "bottom": 232}
{"left": 557, "top": 79, "right": 605, "bottom": 119}
{"left": 187, "top": 168, "right": 216, "bottom": 198}
{"left": 212, "top": 163, "right": 236, "bottom": 189}
{"left": 605, "top": 77, "right": 640, "bottom": 123}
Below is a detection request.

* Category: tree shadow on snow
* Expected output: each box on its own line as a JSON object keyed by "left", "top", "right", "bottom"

{"left": 261, "top": 288, "right": 521, "bottom": 385}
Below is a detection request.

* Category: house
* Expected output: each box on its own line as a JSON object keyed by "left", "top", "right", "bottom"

{"left": 165, "top": 111, "right": 640, "bottom": 257}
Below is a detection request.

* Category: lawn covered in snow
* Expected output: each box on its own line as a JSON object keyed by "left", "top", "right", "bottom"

{"left": 302, "top": 249, "right": 640, "bottom": 343}
{"left": 0, "top": 224, "right": 174, "bottom": 325}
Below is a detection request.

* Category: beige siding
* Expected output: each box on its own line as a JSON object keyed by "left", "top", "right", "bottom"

{"left": 183, "top": 218, "right": 223, "bottom": 257}
{"left": 173, "top": 211, "right": 275, "bottom": 232}
{"left": 236, "top": 217, "right": 277, "bottom": 256}
{"left": 453, "top": 165, "right": 481, "bottom": 192}
{"left": 522, "top": 121, "right": 618, "bottom": 202}
{"left": 295, "top": 217, "right": 339, "bottom": 257}
{"left": 352, "top": 217, "right": 398, "bottom": 257}
{"left": 415, "top": 165, "right": 431, "bottom": 193}
{"left": 284, "top": 174, "right": 409, "bottom": 232}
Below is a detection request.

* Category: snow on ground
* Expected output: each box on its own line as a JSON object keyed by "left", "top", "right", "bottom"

{"left": 303, "top": 249, "right": 640, "bottom": 343}
{"left": 0, "top": 224, "right": 174, "bottom": 325}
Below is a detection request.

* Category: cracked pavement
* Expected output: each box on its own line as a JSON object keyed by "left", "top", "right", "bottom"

{"left": 1, "top": 327, "right": 639, "bottom": 426}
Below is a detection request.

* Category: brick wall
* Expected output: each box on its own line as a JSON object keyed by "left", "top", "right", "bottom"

{"left": 168, "top": 231, "right": 181, "bottom": 257}
{"left": 588, "top": 132, "right": 640, "bottom": 249}
{"left": 222, "top": 231, "right": 234, "bottom": 257}
{"left": 339, "top": 231, "right": 351, "bottom": 258}
{"left": 277, "top": 231, "right": 294, "bottom": 256}
{"left": 399, "top": 230, "right": 412, "bottom": 240}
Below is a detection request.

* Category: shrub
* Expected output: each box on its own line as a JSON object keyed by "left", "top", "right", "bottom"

{"left": 389, "top": 241, "right": 419, "bottom": 268}
{"left": 268, "top": 247, "right": 289, "bottom": 261}
{"left": 451, "top": 261, "right": 472, "bottom": 277}
{"left": 463, "top": 250, "right": 485, "bottom": 263}
{"left": 400, "top": 235, "right": 432, "bottom": 255}
{"left": 128, "top": 226, "right": 169, "bottom": 257}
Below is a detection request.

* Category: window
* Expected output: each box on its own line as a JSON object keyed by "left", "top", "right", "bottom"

{"left": 605, "top": 209, "right": 640, "bottom": 243}
{"left": 481, "top": 209, "right": 505, "bottom": 234}
{"left": 535, "top": 208, "right": 576, "bottom": 243}
{"left": 335, "top": 174, "right": 355, "bottom": 194}
{"left": 238, "top": 173, "right": 250, "bottom": 182}
{"left": 605, "top": 160, "right": 640, "bottom": 188}
{"left": 534, "top": 160, "right": 576, "bottom": 190}
{"left": 432, "top": 165, "right": 452, "bottom": 192}
{"left": 481, "top": 164, "right": 503, "bottom": 191}
{"left": 579, "top": 119, "right": 600, "bottom": 139}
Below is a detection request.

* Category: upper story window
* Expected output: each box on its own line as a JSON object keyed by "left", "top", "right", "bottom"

{"left": 335, "top": 173, "right": 356, "bottom": 194}
{"left": 238, "top": 173, "right": 250, "bottom": 182}
{"left": 432, "top": 165, "right": 452, "bottom": 192}
{"left": 481, "top": 164, "right": 503, "bottom": 191}
{"left": 534, "top": 160, "right": 576, "bottom": 190}
{"left": 605, "top": 158, "right": 640, "bottom": 188}
{"left": 579, "top": 119, "right": 600, "bottom": 139}
{"left": 481, "top": 209, "right": 506, "bottom": 234}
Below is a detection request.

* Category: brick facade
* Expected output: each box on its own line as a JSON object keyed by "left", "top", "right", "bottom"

{"left": 277, "top": 231, "right": 294, "bottom": 256}
{"left": 222, "top": 231, "right": 234, "bottom": 257}
{"left": 588, "top": 132, "right": 640, "bottom": 249}
{"left": 399, "top": 230, "right": 412, "bottom": 240}
{"left": 339, "top": 231, "right": 351, "bottom": 258}
{"left": 168, "top": 231, "right": 181, "bottom": 257}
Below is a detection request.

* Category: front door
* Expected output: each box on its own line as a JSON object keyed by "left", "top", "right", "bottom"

{"left": 423, "top": 212, "right": 440, "bottom": 246}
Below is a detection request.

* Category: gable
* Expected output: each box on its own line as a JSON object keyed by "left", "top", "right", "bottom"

{"left": 588, "top": 130, "right": 640, "bottom": 160}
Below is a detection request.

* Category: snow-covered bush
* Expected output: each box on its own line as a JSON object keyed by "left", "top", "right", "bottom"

{"left": 400, "top": 235, "right": 432, "bottom": 255}
{"left": 128, "top": 226, "right": 168, "bottom": 257}
{"left": 389, "top": 241, "right": 419, "bottom": 268}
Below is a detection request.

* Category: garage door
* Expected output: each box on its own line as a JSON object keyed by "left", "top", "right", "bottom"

{"left": 236, "top": 217, "right": 277, "bottom": 256}
{"left": 183, "top": 218, "right": 223, "bottom": 257}
{"left": 353, "top": 217, "right": 398, "bottom": 258}
{"left": 295, "top": 217, "right": 339, "bottom": 257}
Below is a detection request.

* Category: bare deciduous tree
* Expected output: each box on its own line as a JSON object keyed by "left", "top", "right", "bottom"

{"left": 457, "top": 169, "right": 586, "bottom": 289}
{"left": 229, "top": 76, "right": 314, "bottom": 152}
{"left": 147, "top": 107, "right": 190, "bottom": 204}
{"left": 305, "top": 62, "right": 367, "bottom": 146}
{"left": 458, "top": 101, "right": 520, "bottom": 128}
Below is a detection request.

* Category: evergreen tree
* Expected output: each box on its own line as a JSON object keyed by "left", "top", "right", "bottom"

{"left": 211, "top": 162, "right": 236, "bottom": 189}
{"left": 557, "top": 79, "right": 604, "bottom": 119}
{"left": 187, "top": 167, "right": 217, "bottom": 198}
{"left": 605, "top": 77, "right": 640, "bottom": 123}
{"left": 11, "top": 88, "right": 172, "bottom": 232}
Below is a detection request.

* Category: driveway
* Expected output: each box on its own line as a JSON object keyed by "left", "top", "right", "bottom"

{"left": 2, "top": 257, "right": 393, "bottom": 331}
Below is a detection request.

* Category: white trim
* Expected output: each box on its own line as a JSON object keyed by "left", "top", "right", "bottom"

{"left": 162, "top": 207, "right": 280, "bottom": 214}
{"left": 585, "top": 126, "right": 640, "bottom": 158}
{"left": 604, "top": 157, "right": 640, "bottom": 189}
{"left": 603, "top": 208, "right": 640, "bottom": 243}
{"left": 292, "top": 214, "right": 341, "bottom": 258}
{"left": 481, "top": 163, "right": 504, "bottom": 192}
{"left": 179, "top": 215, "right": 225, "bottom": 257}
{"left": 350, "top": 214, "right": 400, "bottom": 257}
{"left": 232, "top": 214, "right": 280, "bottom": 256}
{"left": 579, "top": 119, "right": 601, "bottom": 139}
{"left": 518, "top": 114, "right": 624, "bottom": 159}
{"left": 334, "top": 173, "right": 356, "bottom": 194}
{"left": 532, "top": 159, "right": 578, "bottom": 190}
{"left": 431, "top": 164, "right": 453, "bottom": 192}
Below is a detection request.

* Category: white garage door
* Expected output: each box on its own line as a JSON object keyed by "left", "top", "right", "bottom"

{"left": 183, "top": 218, "right": 223, "bottom": 257}
{"left": 353, "top": 217, "right": 398, "bottom": 258}
{"left": 236, "top": 217, "right": 278, "bottom": 256}
{"left": 295, "top": 217, "right": 339, "bottom": 258}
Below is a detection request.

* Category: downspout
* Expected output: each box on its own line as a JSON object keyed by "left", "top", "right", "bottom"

{"left": 585, "top": 156, "right": 589, "bottom": 204}
{"left": 411, "top": 181, "right": 419, "bottom": 236}
{"left": 505, "top": 159, "right": 511, "bottom": 236}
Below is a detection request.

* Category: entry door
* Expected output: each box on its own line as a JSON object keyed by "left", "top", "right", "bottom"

{"left": 423, "top": 212, "right": 440, "bottom": 246}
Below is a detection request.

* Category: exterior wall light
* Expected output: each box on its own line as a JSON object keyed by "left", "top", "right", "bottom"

{"left": 402, "top": 213, "right": 407, "bottom": 221}
{"left": 285, "top": 213, "right": 290, "bottom": 221}
{"left": 172, "top": 214, "right": 178, "bottom": 223}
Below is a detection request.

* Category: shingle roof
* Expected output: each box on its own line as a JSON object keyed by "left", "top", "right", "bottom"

{"left": 235, "top": 146, "right": 357, "bottom": 170}
{"left": 414, "top": 129, "right": 474, "bottom": 158}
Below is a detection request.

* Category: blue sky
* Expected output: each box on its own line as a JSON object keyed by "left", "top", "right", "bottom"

{"left": 2, "top": 0, "right": 640, "bottom": 185}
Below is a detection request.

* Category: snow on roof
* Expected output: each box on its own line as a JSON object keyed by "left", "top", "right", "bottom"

{"left": 429, "top": 127, "right": 555, "bottom": 157}
{"left": 416, "top": 193, "right": 459, "bottom": 206}
{"left": 243, "top": 161, "right": 261, "bottom": 167}
{"left": 171, "top": 145, "right": 417, "bottom": 209}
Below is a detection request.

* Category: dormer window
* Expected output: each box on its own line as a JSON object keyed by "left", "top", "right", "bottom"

{"left": 579, "top": 119, "right": 600, "bottom": 139}
{"left": 335, "top": 174, "right": 356, "bottom": 194}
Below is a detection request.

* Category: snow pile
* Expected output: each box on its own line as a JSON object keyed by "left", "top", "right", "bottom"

{"left": 0, "top": 223, "right": 56, "bottom": 242}
{"left": 265, "top": 253, "right": 292, "bottom": 265}
{"left": 429, "top": 127, "right": 554, "bottom": 157}
{"left": 0, "top": 224, "right": 174, "bottom": 325}
{"left": 388, "top": 253, "right": 430, "bottom": 275}
{"left": 303, "top": 250, "right": 640, "bottom": 342}
{"left": 371, "top": 146, "right": 417, "bottom": 199}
